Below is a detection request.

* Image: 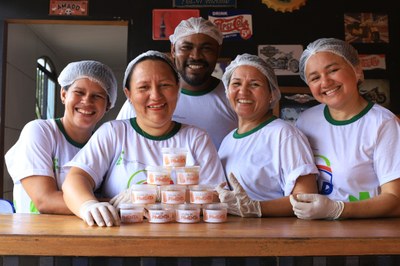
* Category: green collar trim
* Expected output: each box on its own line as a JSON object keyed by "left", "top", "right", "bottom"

{"left": 180, "top": 77, "right": 220, "bottom": 96}
{"left": 324, "top": 102, "right": 374, "bottom": 125}
{"left": 130, "top": 117, "right": 181, "bottom": 140}
{"left": 233, "top": 116, "right": 277, "bottom": 139}
{"left": 55, "top": 118, "right": 86, "bottom": 148}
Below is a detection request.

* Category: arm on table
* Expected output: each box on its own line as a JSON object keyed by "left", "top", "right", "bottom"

{"left": 341, "top": 178, "right": 400, "bottom": 219}
{"left": 22, "top": 175, "right": 72, "bottom": 214}
{"left": 62, "top": 167, "right": 120, "bottom": 227}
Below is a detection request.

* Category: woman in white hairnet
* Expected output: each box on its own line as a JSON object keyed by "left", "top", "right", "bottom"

{"left": 62, "top": 51, "right": 225, "bottom": 227}
{"left": 5, "top": 60, "right": 118, "bottom": 214}
{"left": 117, "top": 17, "right": 237, "bottom": 150}
{"left": 290, "top": 38, "right": 400, "bottom": 220}
{"left": 215, "top": 53, "right": 319, "bottom": 217}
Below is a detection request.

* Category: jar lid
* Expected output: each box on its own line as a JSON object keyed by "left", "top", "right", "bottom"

{"left": 119, "top": 203, "right": 135, "bottom": 209}
{"left": 161, "top": 147, "right": 187, "bottom": 154}
{"left": 120, "top": 203, "right": 145, "bottom": 210}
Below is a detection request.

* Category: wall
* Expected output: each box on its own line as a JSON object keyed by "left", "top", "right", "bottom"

{"left": 2, "top": 24, "right": 64, "bottom": 200}
{"left": 0, "top": 0, "right": 399, "bottom": 199}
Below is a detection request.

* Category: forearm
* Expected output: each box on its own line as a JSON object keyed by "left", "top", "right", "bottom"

{"left": 62, "top": 168, "right": 97, "bottom": 217}
{"left": 35, "top": 190, "right": 73, "bottom": 215}
{"left": 21, "top": 175, "right": 73, "bottom": 215}
{"left": 341, "top": 193, "right": 400, "bottom": 219}
{"left": 260, "top": 196, "right": 294, "bottom": 217}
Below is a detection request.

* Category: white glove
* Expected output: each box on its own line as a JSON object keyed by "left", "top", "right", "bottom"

{"left": 289, "top": 193, "right": 344, "bottom": 220}
{"left": 79, "top": 200, "right": 120, "bottom": 227}
{"left": 215, "top": 173, "right": 262, "bottom": 218}
{"left": 109, "top": 188, "right": 132, "bottom": 208}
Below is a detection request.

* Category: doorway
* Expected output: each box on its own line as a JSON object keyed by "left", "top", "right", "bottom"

{"left": 1, "top": 19, "right": 128, "bottom": 200}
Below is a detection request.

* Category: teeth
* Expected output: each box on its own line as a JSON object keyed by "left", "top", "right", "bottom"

{"left": 238, "top": 99, "right": 253, "bottom": 104}
{"left": 78, "top": 109, "right": 94, "bottom": 115}
{"left": 325, "top": 87, "right": 339, "bottom": 96}
{"left": 188, "top": 65, "right": 203, "bottom": 69}
{"left": 148, "top": 104, "right": 165, "bottom": 108}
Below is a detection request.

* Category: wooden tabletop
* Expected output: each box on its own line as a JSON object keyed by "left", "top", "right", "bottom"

{"left": 0, "top": 214, "right": 400, "bottom": 257}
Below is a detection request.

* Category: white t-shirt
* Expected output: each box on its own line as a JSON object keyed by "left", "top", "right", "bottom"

{"left": 116, "top": 80, "right": 237, "bottom": 149}
{"left": 5, "top": 119, "right": 84, "bottom": 213}
{"left": 64, "top": 118, "right": 226, "bottom": 198}
{"left": 296, "top": 103, "right": 400, "bottom": 202}
{"left": 218, "top": 117, "right": 318, "bottom": 201}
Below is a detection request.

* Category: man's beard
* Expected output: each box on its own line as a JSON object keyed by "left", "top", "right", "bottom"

{"left": 180, "top": 71, "right": 209, "bottom": 86}
{"left": 180, "top": 60, "right": 213, "bottom": 86}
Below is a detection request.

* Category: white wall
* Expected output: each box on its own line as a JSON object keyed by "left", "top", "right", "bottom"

{"left": 3, "top": 23, "right": 64, "bottom": 201}
{"left": 3, "top": 23, "right": 126, "bottom": 201}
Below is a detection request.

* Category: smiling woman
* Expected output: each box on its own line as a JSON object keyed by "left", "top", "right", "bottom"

{"left": 216, "top": 53, "right": 319, "bottom": 218}
{"left": 62, "top": 50, "right": 226, "bottom": 227}
{"left": 2, "top": 20, "right": 128, "bottom": 202}
{"left": 4, "top": 60, "right": 118, "bottom": 214}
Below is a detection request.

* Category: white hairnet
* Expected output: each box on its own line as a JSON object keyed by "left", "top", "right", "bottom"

{"left": 123, "top": 50, "right": 179, "bottom": 90}
{"left": 58, "top": 60, "right": 118, "bottom": 109}
{"left": 169, "top": 17, "right": 223, "bottom": 45}
{"left": 299, "top": 38, "right": 361, "bottom": 84}
{"left": 222, "top": 53, "right": 281, "bottom": 109}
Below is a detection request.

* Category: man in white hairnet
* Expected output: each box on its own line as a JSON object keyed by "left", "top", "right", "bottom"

{"left": 116, "top": 17, "right": 237, "bottom": 149}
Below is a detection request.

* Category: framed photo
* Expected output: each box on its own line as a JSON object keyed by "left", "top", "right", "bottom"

{"left": 258, "top": 45, "right": 303, "bottom": 76}
{"left": 152, "top": 9, "right": 200, "bottom": 40}
{"left": 344, "top": 13, "right": 389, "bottom": 43}
{"left": 212, "top": 58, "right": 231, "bottom": 79}
{"left": 359, "top": 54, "right": 386, "bottom": 70}
{"left": 273, "top": 87, "right": 318, "bottom": 125}
{"left": 359, "top": 79, "right": 390, "bottom": 108}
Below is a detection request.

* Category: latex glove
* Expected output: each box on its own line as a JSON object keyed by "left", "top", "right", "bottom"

{"left": 215, "top": 173, "right": 262, "bottom": 218}
{"left": 289, "top": 193, "right": 344, "bottom": 220}
{"left": 109, "top": 188, "right": 132, "bottom": 208}
{"left": 79, "top": 200, "right": 120, "bottom": 227}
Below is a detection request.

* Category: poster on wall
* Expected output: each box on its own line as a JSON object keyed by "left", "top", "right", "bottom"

{"left": 359, "top": 79, "right": 390, "bottom": 108}
{"left": 273, "top": 87, "right": 318, "bottom": 125}
{"left": 152, "top": 9, "right": 200, "bottom": 40}
{"left": 173, "top": 0, "right": 236, "bottom": 7}
{"left": 212, "top": 58, "right": 231, "bottom": 79}
{"left": 208, "top": 10, "right": 253, "bottom": 41}
{"left": 258, "top": 45, "right": 303, "bottom": 76}
{"left": 359, "top": 54, "right": 386, "bottom": 70}
{"left": 344, "top": 13, "right": 389, "bottom": 43}
{"left": 49, "top": 0, "right": 88, "bottom": 16}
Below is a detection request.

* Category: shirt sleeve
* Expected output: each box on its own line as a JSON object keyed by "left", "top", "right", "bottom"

{"left": 279, "top": 128, "right": 319, "bottom": 196}
{"left": 63, "top": 122, "right": 117, "bottom": 190}
{"left": 5, "top": 120, "right": 55, "bottom": 182}
{"left": 375, "top": 117, "right": 400, "bottom": 185}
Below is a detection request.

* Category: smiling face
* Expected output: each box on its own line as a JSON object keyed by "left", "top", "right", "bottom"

{"left": 304, "top": 51, "right": 363, "bottom": 111}
{"left": 227, "top": 65, "right": 272, "bottom": 130}
{"left": 171, "top": 33, "right": 220, "bottom": 90}
{"left": 61, "top": 78, "right": 108, "bottom": 134}
{"left": 124, "top": 59, "right": 180, "bottom": 135}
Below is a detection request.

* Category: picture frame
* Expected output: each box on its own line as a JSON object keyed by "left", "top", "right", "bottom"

{"left": 212, "top": 57, "right": 231, "bottom": 79}
{"left": 344, "top": 13, "right": 389, "bottom": 43}
{"left": 152, "top": 9, "right": 200, "bottom": 40}
{"left": 273, "top": 87, "right": 318, "bottom": 124}
{"left": 258, "top": 45, "right": 303, "bottom": 76}
{"left": 359, "top": 79, "right": 390, "bottom": 108}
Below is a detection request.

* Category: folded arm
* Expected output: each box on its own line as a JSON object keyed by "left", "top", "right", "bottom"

{"left": 22, "top": 175, "right": 72, "bottom": 214}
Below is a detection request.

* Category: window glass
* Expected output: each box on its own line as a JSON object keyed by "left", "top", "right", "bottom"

{"left": 36, "top": 57, "right": 57, "bottom": 119}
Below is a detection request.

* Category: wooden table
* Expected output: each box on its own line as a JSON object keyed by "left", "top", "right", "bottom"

{"left": 0, "top": 214, "right": 400, "bottom": 257}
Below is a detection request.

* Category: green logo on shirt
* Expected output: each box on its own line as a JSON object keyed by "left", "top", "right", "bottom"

{"left": 349, "top": 191, "right": 371, "bottom": 202}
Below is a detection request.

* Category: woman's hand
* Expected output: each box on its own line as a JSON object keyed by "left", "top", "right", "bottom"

{"left": 79, "top": 200, "right": 120, "bottom": 227}
{"left": 215, "top": 173, "right": 262, "bottom": 217}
